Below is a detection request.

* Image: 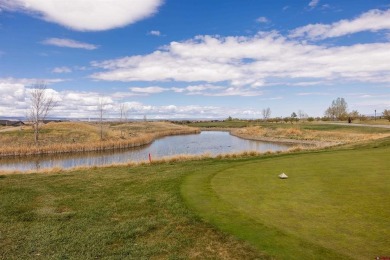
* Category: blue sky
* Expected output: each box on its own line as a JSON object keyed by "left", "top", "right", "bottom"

{"left": 0, "top": 0, "right": 389, "bottom": 119}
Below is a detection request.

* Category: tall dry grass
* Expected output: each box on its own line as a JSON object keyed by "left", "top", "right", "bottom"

{"left": 0, "top": 122, "right": 199, "bottom": 157}
{"left": 232, "top": 126, "right": 390, "bottom": 146}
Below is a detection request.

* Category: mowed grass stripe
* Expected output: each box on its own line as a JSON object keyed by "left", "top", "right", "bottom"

{"left": 181, "top": 164, "right": 346, "bottom": 260}
{"left": 182, "top": 147, "right": 390, "bottom": 259}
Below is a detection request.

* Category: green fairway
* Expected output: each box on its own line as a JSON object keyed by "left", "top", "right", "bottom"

{"left": 182, "top": 143, "right": 390, "bottom": 259}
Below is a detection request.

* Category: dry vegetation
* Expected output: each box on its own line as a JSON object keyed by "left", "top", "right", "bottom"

{"left": 352, "top": 118, "right": 390, "bottom": 125}
{"left": 231, "top": 125, "right": 390, "bottom": 147}
{"left": 0, "top": 121, "right": 199, "bottom": 157}
{"left": 0, "top": 149, "right": 305, "bottom": 175}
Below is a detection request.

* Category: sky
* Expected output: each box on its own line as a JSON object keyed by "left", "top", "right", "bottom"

{"left": 0, "top": 0, "right": 390, "bottom": 119}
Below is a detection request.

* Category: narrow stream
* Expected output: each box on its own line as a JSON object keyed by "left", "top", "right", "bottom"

{"left": 0, "top": 131, "right": 292, "bottom": 172}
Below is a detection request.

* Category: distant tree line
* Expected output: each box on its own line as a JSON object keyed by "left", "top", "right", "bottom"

{"left": 323, "top": 97, "right": 388, "bottom": 122}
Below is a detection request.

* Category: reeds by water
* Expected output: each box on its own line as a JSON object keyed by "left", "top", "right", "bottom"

{"left": 0, "top": 147, "right": 312, "bottom": 175}
{"left": 231, "top": 126, "right": 390, "bottom": 146}
{"left": 0, "top": 129, "right": 200, "bottom": 157}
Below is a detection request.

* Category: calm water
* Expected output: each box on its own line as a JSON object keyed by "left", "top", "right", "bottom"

{"left": 0, "top": 131, "right": 291, "bottom": 172}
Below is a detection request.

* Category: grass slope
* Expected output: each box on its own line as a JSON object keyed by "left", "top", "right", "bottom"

{"left": 0, "top": 161, "right": 263, "bottom": 259}
{"left": 0, "top": 121, "right": 198, "bottom": 147}
{"left": 182, "top": 139, "right": 390, "bottom": 259}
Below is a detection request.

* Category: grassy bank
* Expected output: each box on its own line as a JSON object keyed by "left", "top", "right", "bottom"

{"left": 0, "top": 160, "right": 263, "bottom": 259}
{"left": 186, "top": 120, "right": 390, "bottom": 147}
{"left": 231, "top": 124, "right": 390, "bottom": 147}
{"left": 0, "top": 122, "right": 199, "bottom": 157}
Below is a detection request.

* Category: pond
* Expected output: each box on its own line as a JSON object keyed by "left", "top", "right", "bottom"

{"left": 0, "top": 131, "right": 292, "bottom": 172}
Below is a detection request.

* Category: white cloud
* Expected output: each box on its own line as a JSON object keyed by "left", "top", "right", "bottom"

{"left": 111, "top": 92, "right": 143, "bottom": 98}
{"left": 351, "top": 99, "right": 390, "bottom": 112}
{"left": 42, "top": 38, "right": 98, "bottom": 50}
{"left": 297, "top": 92, "right": 330, "bottom": 96}
{"left": 308, "top": 0, "right": 320, "bottom": 8}
{"left": 0, "top": 0, "right": 163, "bottom": 31}
{"left": 130, "top": 86, "right": 167, "bottom": 94}
{"left": 118, "top": 102, "right": 262, "bottom": 119}
{"left": 290, "top": 9, "right": 390, "bottom": 40}
{"left": 0, "top": 77, "right": 64, "bottom": 85}
{"left": 256, "top": 17, "right": 269, "bottom": 23}
{"left": 92, "top": 32, "right": 299, "bottom": 84}
{"left": 0, "top": 81, "right": 58, "bottom": 117}
{"left": 0, "top": 82, "right": 27, "bottom": 108}
{"left": 286, "top": 81, "right": 326, "bottom": 86}
{"left": 91, "top": 32, "right": 390, "bottom": 89}
{"left": 148, "top": 30, "right": 161, "bottom": 36}
{"left": 184, "top": 84, "right": 263, "bottom": 97}
{"left": 1, "top": 77, "right": 387, "bottom": 119}
{"left": 52, "top": 66, "right": 72, "bottom": 73}
{"left": 260, "top": 96, "right": 283, "bottom": 101}
{"left": 128, "top": 84, "right": 263, "bottom": 97}
{"left": 185, "top": 84, "right": 223, "bottom": 93}
{"left": 0, "top": 79, "right": 117, "bottom": 118}
{"left": 0, "top": 79, "right": 265, "bottom": 119}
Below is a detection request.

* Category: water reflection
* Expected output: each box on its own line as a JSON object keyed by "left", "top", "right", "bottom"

{"left": 0, "top": 131, "right": 291, "bottom": 172}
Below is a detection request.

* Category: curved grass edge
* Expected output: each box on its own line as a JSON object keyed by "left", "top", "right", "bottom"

{"left": 180, "top": 154, "right": 353, "bottom": 260}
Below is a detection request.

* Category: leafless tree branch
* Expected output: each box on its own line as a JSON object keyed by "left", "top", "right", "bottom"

{"left": 27, "top": 82, "right": 56, "bottom": 144}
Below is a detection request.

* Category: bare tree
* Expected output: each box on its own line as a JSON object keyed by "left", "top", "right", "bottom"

{"left": 290, "top": 112, "right": 297, "bottom": 123}
{"left": 118, "top": 103, "right": 129, "bottom": 138}
{"left": 298, "top": 110, "right": 308, "bottom": 121}
{"left": 324, "top": 97, "right": 348, "bottom": 120}
{"left": 349, "top": 110, "right": 359, "bottom": 120}
{"left": 383, "top": 109, "right": 390, "bottom": 122}
{"left": 28, "top": 82, "right": 55, "bottom": 144}
{"left": 324, "top": 106, "right": 336, "bottom": 120}
{"left": 119, "top": 103, "right": 128, "bottom": 122}
{"left": 262, "top": 107, "right": 271, "bottom": 120}
{"left": 97, "top": 98, "right": 108, "bottom": 141}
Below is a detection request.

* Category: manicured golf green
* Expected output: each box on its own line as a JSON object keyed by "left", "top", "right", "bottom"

{"left": 182, "top": 143, "right": 390, "bottom": 259}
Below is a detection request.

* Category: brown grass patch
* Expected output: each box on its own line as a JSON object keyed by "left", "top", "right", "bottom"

{"left": 0, "top": 121, "right": 199, "bottom": 157}
{"left": 232, "top": 126, "right": 390, "bottom": 147}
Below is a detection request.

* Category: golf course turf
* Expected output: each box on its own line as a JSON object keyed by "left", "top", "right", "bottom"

{"left": 0, "top": 161, "right": 264, "bottom": 259}
{"left": 0, "top": 137, "right": 389, "bottom": 259}
{"left": 182, "top": 139, "right": 390, "bottom": 259}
